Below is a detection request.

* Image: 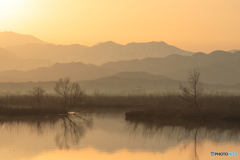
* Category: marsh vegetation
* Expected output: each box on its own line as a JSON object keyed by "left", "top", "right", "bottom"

{"left": 0, "top": 70, "right": 240, "bottom": 122}
{"left": 1, "top": 88, "right": 240, "bottom": 120}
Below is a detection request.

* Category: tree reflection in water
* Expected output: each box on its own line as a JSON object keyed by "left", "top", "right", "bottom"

{"left": 126, "top": 119, "right": 240, "bottom": 160}
{"left": 0, "top": 114, "right": 93, "bottom": 149}
{"left": 55, "top": 114, "right": 93, "bottom": 149}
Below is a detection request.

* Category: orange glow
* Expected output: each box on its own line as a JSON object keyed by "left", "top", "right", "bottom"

{"left": 23, "top": 148, "right": 187, "bottom": 160}
{"left": 22, "top": 141, "right": 240, "bottom": 160}
{"left": 0, "top": 0, "right": 240, "bottom": 52}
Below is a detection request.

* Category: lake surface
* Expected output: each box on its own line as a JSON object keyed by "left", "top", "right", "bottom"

{"left": 0, "top": 112, "right": 240, "bottom": 160}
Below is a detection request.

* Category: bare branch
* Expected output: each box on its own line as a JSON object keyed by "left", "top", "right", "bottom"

{"left": 30, "top": 86, "right": 45, "bottom": 108}
{"left": 54, "top": 77, "right": 85, "bottom": 111}
{"left": 179, "top": 68, "right": 203, "bottom": 112}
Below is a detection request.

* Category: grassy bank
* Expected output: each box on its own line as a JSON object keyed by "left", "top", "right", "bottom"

{"left": 1, "top": 92, "right": 240, "bottom": 118}
{"left": 0, "top": 94, "right": 66, "bottom": 115}
{"left": 125, "top": 92, "right": 240, "bottom": 121}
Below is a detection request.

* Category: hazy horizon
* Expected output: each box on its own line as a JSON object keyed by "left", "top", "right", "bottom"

{"left": 1, "top": 30, "right": 240, "bottom": 54}
{"left": 1, "top": 31, "right": 239, "bottom": 54}
{"left": 1, "top": 1, "right": 240, "bottom": 159}
{"left": 0, "top": 0, "right": 240, "bottom": 53}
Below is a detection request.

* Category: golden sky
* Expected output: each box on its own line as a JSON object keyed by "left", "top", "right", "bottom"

{"left": 0, "top": 0, "right": 239, "bottom": 52}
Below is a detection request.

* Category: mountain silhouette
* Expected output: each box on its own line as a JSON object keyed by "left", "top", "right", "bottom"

{"left": 1, "top": 32, "right": 240, "bottom": 85}
{"left": 0, "top": 47, "right": 52, "bottom": 72}
{"left": 6, "top": 43, "right": 88, "bottom": 63}
{"left": 114, "top": 71, "right": 169, "bottom": 80}
{"left": 0, "top": 73, "right": 240, "bottom": 93}
{"left": 81, "top": 75, "right": 177, "bottom": 93}
{"left": 6, "top": 40, "right": 193, "bottom": 65}
{"left": 0, "top": 62, "right": 116, "bottom": 82}
{"left": 1, "top": 50, "right": 240, "bottom": 85}
{"left": 0, "top": 31, "right": 47, "bottom": 48}
{"left": 81, "top": 75, "right": 240, "bottom": 93}
{"left": 102, "top": 50, "right": 240, "bottom": 85}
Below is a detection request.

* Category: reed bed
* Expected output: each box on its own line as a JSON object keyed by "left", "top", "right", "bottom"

{"left": 0, "top": 91, "right": 240, "bottom": 119}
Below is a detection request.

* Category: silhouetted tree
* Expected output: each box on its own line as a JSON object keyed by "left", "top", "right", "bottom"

{"left": 179, "top": 68, "right": 203, "bottom": 112}
{"left": 30, "top": 86, "right": 45, "bottom": 108}
{"left": 54, "top": 77, "right": 85, "bottom": 111}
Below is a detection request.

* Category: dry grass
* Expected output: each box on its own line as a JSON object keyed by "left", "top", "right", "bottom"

{"left": 0, "top": 94, "right": 66, "bottom": 115}
{"left": 124, "top": 92, "right": 240, "bottom": 121}
{"left": 1, "top": 91, "right": 240, "bottom": 119}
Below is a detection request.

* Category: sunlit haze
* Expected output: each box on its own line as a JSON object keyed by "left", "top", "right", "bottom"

{"left": 0, "top": 0, "right": 239, "bottom": 52}
{"left": 1, "top": 1, "right": 240, "bottom": 160}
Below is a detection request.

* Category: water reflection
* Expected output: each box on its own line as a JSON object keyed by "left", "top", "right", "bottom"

{"left": 55, "top": 115, "right": 93, "bottom": 149}
{"left": 0, "top": 114, "right": 93, "bottom": 149}
{"left": 126, "top": 119, "right": 240, "bottom": 160}
{"left": 1, "top": 112, "right": 240, "bottom": 160}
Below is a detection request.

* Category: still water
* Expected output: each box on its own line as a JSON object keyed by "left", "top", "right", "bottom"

{"left": 0, "top": 112, "right": 239, "bottom": 160}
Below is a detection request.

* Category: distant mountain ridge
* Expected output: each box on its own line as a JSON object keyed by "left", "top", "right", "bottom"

{"left": 0, "top": 47, "right": 52, "bottom": 72}
{"left": 1, "top": 73, "right": 239, "bottom": 94}
{"left": 81, "top": 75, "right": 240, "bottom": 93}
{"left": 0, "top": 47, "right": 19, "bottom": 59}
{"left": 6, "top": 43, "right": 88, "bottom": 63}
{"left": 0, "top": 62, "right": 116, "bottom": 82}
{"left": 114, "top": 71, "right": 169, "bottom": 80}
{"left": 0, "top": 31, "right": 47, "bottom": 48}
{"left": 102, "top": 50, "right": 240, "bottom": 85}
{"left": 1, "top": 50, "right": 240, "bottom": 85}
{"left": 5, "top": 39, "right": 193, "bottom": 65}
{"left": 1, "top": 32, "right": 240, "bottom": 86}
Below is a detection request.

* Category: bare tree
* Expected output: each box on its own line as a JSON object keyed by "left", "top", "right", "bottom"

{"left": 54, "top": 77, "right": 71, "bottom": 110}
{"left": 30, "top": 87, "right": 45, "bottom": 108}
{"left": 54, "top": 77, "right": 85, "bottom": 111}
{"left": 179, "top": 68, "right": 203, "bottom": 112}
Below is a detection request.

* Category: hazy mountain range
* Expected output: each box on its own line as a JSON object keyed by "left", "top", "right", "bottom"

{"left": 81, "top": 72, "right": 240, "bottom": 93}
{"left": 81, "top": 72, "right": 177, "bottom": 93}
{"left": 0, "top": 72, "right": 172, "bottom": 93}
{"left": 0, "top": 31, "right": 47, "bottom": 48}
{"left": 0, "top": 47, "right": 52, "bottom": 72}
{"left": 1, "top": 50, "right": 240, "bottom": 85}
{"left": 102, "top": 51, "right": 240, "bottom": 85}
{"left": 0, "top": 62, "right": 116, "bottom": 82}
{"left": 2, "top": 32, "right": 193, "bottom": 65}
{"left": 6, "top": 41, "right": 193, "bottom": 65}
{"left": 0, "top": 31, "right": 240, "bottom": 90}
{"left": 114, "top": 71, "right": 168, "bottom": 80}
{"left": 0, "top": 71, "right": 239, "bottom": 94}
